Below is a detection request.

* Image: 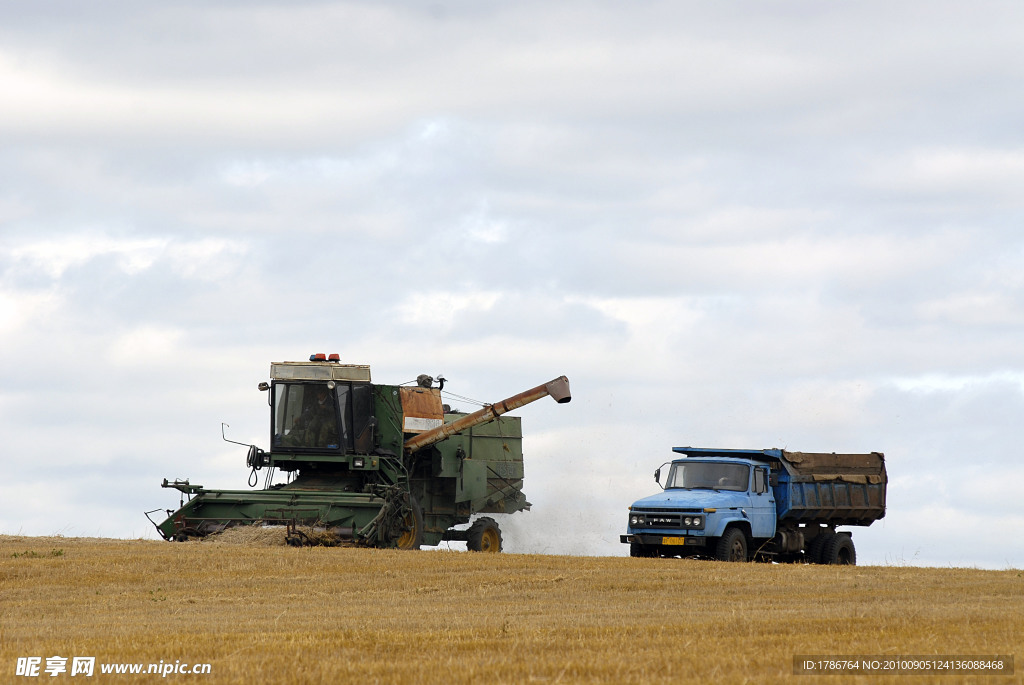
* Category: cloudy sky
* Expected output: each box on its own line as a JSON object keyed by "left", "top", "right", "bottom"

{"left": 2, "top": 1, "right": 1023, "bottom": 568}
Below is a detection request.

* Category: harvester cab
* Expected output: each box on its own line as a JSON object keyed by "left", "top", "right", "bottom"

{"left": 149, "top": 354, "right": 571, "bottom": 552}
{"left": 263, "top": 356, "right": 379, "bottom": 466}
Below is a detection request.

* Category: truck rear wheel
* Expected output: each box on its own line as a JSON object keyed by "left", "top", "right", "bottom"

{"left": 467, "top": 517, "right": 502, "bottom": 553}
{"left": 715, "top": 527, "right": 748, "bottom": 562}
{"left": 821, "top": 534, "right": 856, "bottom": 565}
{"left": 806, "top": 530, "right": 834, "bottom": 564}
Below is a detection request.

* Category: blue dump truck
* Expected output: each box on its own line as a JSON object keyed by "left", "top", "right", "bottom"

{"left": 621, "top": 447, "right": 887, "bottom": 564}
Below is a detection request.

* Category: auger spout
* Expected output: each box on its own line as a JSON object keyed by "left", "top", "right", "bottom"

{"left": 403, "top": 376, "right": 571, "bottom": 454}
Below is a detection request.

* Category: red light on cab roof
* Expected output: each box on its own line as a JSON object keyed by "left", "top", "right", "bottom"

{"left": 328, "top": 354, "right": 340, "bottom": 362}
{"left": 310, "top": 353, "right": 327, "bottom": 361}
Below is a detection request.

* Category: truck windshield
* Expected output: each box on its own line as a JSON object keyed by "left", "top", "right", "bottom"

{"left": 666, "top": 462, "right": 750, "bottom": 492}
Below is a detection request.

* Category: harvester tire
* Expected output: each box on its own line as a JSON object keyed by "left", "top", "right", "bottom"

{"left": 715, "top": 527, "right": 748, "bottom": 562}
{"left": 394, "top": 497, "right": 424, "bottom": 551}
{"left": 467, "top": 517, "right": 503, "bottom": 553}
{"left": 821, "top": 533, "right": 856, "bottom": 565}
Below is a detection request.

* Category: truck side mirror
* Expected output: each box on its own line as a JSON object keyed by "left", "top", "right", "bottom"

{"left": 654, "top": 467, "right": 661, "bottom": 484}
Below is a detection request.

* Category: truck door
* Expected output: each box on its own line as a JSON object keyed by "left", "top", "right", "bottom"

{"left": 748, "top": 466, "right": 776, "bottom": 538}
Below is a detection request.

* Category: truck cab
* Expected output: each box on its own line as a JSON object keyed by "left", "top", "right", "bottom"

{"left": 621, "top": 447, "right": 887, "bottom": 564}
{"left": 622, "top": 449, "right": 776, "bottom": 561}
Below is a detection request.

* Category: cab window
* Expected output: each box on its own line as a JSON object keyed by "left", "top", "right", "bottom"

{"left": 753, "top": 467, "right": 767, "bottom": 494}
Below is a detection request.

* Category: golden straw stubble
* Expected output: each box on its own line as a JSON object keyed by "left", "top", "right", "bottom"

{"left": 1, "top": 534, "right": 1021, "bottom": 684}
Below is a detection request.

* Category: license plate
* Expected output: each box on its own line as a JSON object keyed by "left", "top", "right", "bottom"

{"left": 662, "top": 536, "right": 685, "bottom": 546}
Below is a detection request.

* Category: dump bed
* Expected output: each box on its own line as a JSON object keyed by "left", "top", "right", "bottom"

{"left": 773, "top": 451, "right": 886, "bottom": 526}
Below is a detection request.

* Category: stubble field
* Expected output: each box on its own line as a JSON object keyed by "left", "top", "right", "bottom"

{"left": 1, "top": 533, "right": 1021, "bottom": 684}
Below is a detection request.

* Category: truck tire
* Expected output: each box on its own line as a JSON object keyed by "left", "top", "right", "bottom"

{"left": 467, "top": 517, "right": 502, "bottom": 553}
{"left": 821, "top": 534, "right": 856, "bottom": 565}
{"left": 630, "top": 543, "right": 657, "bottom": 558}
{"left": 715, "top": 527, "right": 748, "bottom": 562}
{"left": 805, "top": 530, "right": 833, "bottom": 564}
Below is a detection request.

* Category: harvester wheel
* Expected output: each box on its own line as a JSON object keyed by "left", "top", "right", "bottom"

{"left": 394, "top": 497, "right": 424, "bottom": 551}
{"left": 821, "top": 533, "right": 856, "bottom": 565}
{"left": 467, "top": 517, "right": 502, "bottom": 553}
{"left": 715, "top": 527, "right": 748, "bottom": 562}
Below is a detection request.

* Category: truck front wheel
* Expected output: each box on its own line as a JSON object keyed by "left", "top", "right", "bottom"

{"left": 630, "top": 543, "right": 657, "bottom": 558}
{"left": 715, "top": 527, "right": 748, "bottom": 562}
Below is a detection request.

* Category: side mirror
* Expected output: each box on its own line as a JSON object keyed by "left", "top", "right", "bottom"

{"left": 654, "top": 467, "right": 661, "bottom": 484}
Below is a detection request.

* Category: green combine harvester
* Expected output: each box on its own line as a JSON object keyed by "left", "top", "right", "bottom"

{"left": 148, "top": 354, "right": 571, "bottom": 551}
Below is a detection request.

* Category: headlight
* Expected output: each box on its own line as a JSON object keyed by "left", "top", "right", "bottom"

{"left": 630, "top": 515, "right": 640, "bottom": 525}
{"left": 684, "top": 517, "right": 693, "bottom": 526}
{"left": 693, "top": 516, "right": 701, "bottom": 526}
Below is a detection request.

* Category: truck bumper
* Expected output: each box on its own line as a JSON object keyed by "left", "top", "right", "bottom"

{"left": 621, "top": 533, "right": 707, "bottom": 547}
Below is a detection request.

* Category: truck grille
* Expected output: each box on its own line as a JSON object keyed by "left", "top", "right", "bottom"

{"left": 629, "top": 508, "right": 704, "bottom": 530}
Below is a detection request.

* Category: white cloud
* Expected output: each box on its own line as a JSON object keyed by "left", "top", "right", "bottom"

{"left": 221, "top": 160, "right": 276, "bottom": 188}
{"left": 4, "top": 233, "right": 247, "bottom": 281}
{"left": 0, "top": 48, "right": 405, "bottom": 143}
{"left": 461, "top": 202, "right": 508, "bottom": 244}
{"left": 872, "top": 147, "right": 1024, "bottom": 199}
{"left": 890, "top": 371, "right": 1024, "bottom": 394}
{"left": 0, "top": 288, "right": 61, "bottom": 337}
{"left": 917, "top": 293, "right": 1024, "bottom": 327}
{"left": 394, "top": 290, "right": 502, "bottom": 328}
{"left": 8, "top": 234, "right": 167, "bottom": 278}
{"left": 164, "top": 239, "right": 248, "bottom": 280}
{"left": 106, "top": 325, "right": 186, "bottom": 366}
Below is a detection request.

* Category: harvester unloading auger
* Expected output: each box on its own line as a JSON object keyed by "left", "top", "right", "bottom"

{"left": 148, "top": 355, "right": 571, "bottom": 552}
